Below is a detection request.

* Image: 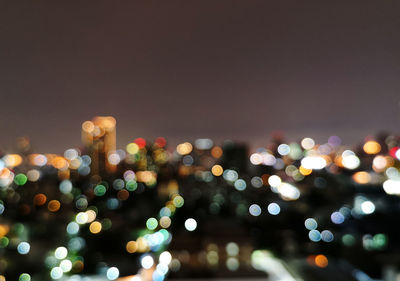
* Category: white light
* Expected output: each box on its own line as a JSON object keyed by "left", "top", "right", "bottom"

{"left": 106, "top": 267, "right": 119, "bottom": 280}
{"left": 301, "top": 138, "right": 315, "bottom": 150}
{"left": 50, "top": 267, "right": 63, "bottom": 279}
{"left": 383, "top": 179, "right": 400, "bottom": 195}
{"left": 17, "top": 242, "right": 30, "bottom": 255}
{"left": 304, "top": 218, "right": 318, "bottom": 230}
{"left": 194, "top": 139, "right": 213, "bottom": 150}
{"left": 76, "top": 212, "right": 88, "bottom": 224}
{"left": 277, "top": 144, "right": 290, "bottom": 156}
{"left": 361, "top": 201, "right": 375, "bottom": 214}
{"left": 249, "top": 204, "right": 262, "bottom": 216}
{"left": 301, "top": 156, "right": 327, "bottom": 170}
{"left": 250, "top": 153, "right": 263, "bottom": 165}
{"left": 262, "top": 153, "right": 276, "bottom": 166}
{"left": 321, "top": 230, "right": 334, "bottom": 242}
{"left": 226, "top": 242, "right": 239, "bottom": 256}
{"left": 60, "top": 260, "right": 72, "bottom": 272}
{"left": 268, "top": 175, "right": 281, "bottom": 188}
{"left": 184, "top": 218, "right": 197, "bottom": 231}
{"left": 278, "top": 183, "right": 300, "bottom": 200}
{"left": 55, "top": 247, "right": 68, "bottom": 259}
{"left": 342, "top": 155, "right": 360, "bottom": 169}
{"left": 108, "top": 153, "right": 121, "bottom": 165}
{"left": 373, "top": 156, "right": 387, "bottom": 170}
{"left": 141, "top": 255, "right": 154, "bottom": 269}
{"left": 59, "top": 180, "right": 73, "bottom": 194}
{"left": 64, "top": 149, "right": 79, "bottom": 160}
{"left": 396, "top": 149, "right": 400, "bottom": 160}
{"left": 226, "top": 257, "right": 239, "bottom": 271}
{"left": 267, "top": 203, "right": 281, "bottom": 215}
{"left": 159, "top": 251, "right": 172, "bottom": 265}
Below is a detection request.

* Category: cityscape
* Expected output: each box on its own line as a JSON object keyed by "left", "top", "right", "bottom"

{"left": 1, "top": 2, "right": 400, "bottom": 280}
{"left": 1, "top": 117, "right": 400, "bottom": 281}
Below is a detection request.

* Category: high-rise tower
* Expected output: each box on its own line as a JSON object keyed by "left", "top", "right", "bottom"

{"left": 81, "top": 116, "right": 117, "bottom": 174}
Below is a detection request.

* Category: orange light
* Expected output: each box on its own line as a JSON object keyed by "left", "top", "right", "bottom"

{"left": 261, "top": 174, "right": 269, "bottom": 185}
{"left": 73, "top": 260, "right": 84, "bottom": 272}
{"left": 52, "top": 157, "right": 69, "bottom": 170}
{"left": 0, "top": 168, "right": 11, "bottom": 179}
{"left": 315, "top": 254, "right": 328, "bottom": 268}
{"left": 117, "top": 189, "right": 129, "bottom": 200}
{"left": 4, "top": 154, "right": 23, "bottom": 168}
{"left": 211, "top": 165, "right": 223, "bottom": 176}
{"left": 48, "top": 200, "right": 61, "bottom": 212}
{"left": 89, "top": 221, "right": 102, "bottom": 234}
{"left": 211, "top": 146, "right": 223, "bottom": 158}
{"left": 363, "top": 141, "right": 381, "bottom": 154}
{"left": 352, "top": 171, "right": 371, "bottom": 184}
{"left": 299, "top": 165, "right": 312, "bottom": 176}
{"left": 126, "top": 241, "right": 138, "bottom": 253}
{"left": 0, "top": 224, "right": 10, "bottom": 238}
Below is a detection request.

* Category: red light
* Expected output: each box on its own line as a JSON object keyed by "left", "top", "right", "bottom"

{"left": 390, "top": 147, "right": 399, "bottom": 158}
{"left": 134, "top": 138, "right": 146, "bottom": 149}
{"left": 155, "top": 137, "right": 166, "bottom": 148}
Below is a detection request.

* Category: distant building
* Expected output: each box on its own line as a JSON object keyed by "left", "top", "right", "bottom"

{"left": 81, "top": 116, "right": 117, "bottom": 174}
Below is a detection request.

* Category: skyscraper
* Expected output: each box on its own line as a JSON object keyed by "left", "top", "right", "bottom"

{"left": 81, "top": 116, "right": 117, "bottom": 174}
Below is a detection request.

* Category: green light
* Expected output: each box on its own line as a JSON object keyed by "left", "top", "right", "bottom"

{"left": 173, "top": 195, "right": 184, "bottom": 208}
{"left": 126, "top": 180, "right": 137, "bottom": 191}
{"left": 14, "top": 174, "right": 28, "bottom": 186}
{"left": 13, "top": 223, "right": 25, "bottom": 235}
{"left": 101, "top": 218, "right": 112, "bottom": 230}
{"left": 0, "top": 236, "right": 9, "bottom": 248}
{"left": 146, "top": 218, "right": 158, "bottom": 230}
{"left": 159, "top": 229, "right": 169, "bottom": 241}
{"left": 373, "top": 233, "right": 387, "bottom": 249}
{"left": 94, "top": 185, "right": 106, "bottom": 196}
{"left": 342, "top": 234, "right": 356, "bottom": 246}
{"left": 19, "top": 273, "right": 31, "bottom": 281}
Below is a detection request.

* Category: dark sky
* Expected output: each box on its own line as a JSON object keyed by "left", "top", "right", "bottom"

{"left": 1, "top": 1, "right": 399, "bottom": 153}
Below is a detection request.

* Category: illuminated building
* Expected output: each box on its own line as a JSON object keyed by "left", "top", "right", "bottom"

{"left": 81, "top": 116, "right": 117, "bottom": 174}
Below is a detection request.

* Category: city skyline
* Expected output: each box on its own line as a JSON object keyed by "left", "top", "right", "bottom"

{"left": 1, "top": 1, "right": 400, "bottom": 152}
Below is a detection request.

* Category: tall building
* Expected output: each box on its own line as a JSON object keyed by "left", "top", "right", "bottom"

{"left": 81, "top": 116, "right": 117, "bottom": 174}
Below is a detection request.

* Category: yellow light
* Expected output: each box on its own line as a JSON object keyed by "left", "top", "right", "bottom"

{"left": 299, "top": 165, "right": 312, "bottom": 176}
{"left": 126, "top": 241, "right": 138, "bottom": 253}
{"left": 136, "top": 171, "right": 156, "bottom": 183}
{"left": 136, "top": 237, "right": 149, "bottom": 252}
{"left": 211, "top": 165, "right": 223, "bottom": 176}
{"left": 126, "top": 143, "right": 140, "bottom": 154}
{"left": 89, "top": 221, "right": 102, "bottom": 234}
{"left": 166, "top": 203, "right": 176, "bottom": 213}
{"left": 176, "top": 142, "right": 193, "bottom": 155}
{"left": 3, "top": 154, "right": 23, "bottom": 168}
{"left": 69, "top": 158, "right": 81, "bottom": 169}
{"left": 363, "top": 141, "right": 381, "bottom": 154}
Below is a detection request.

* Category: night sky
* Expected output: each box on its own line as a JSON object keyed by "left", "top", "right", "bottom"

{"left": 1, "top": 1, "right": 399, "bottom": 153}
